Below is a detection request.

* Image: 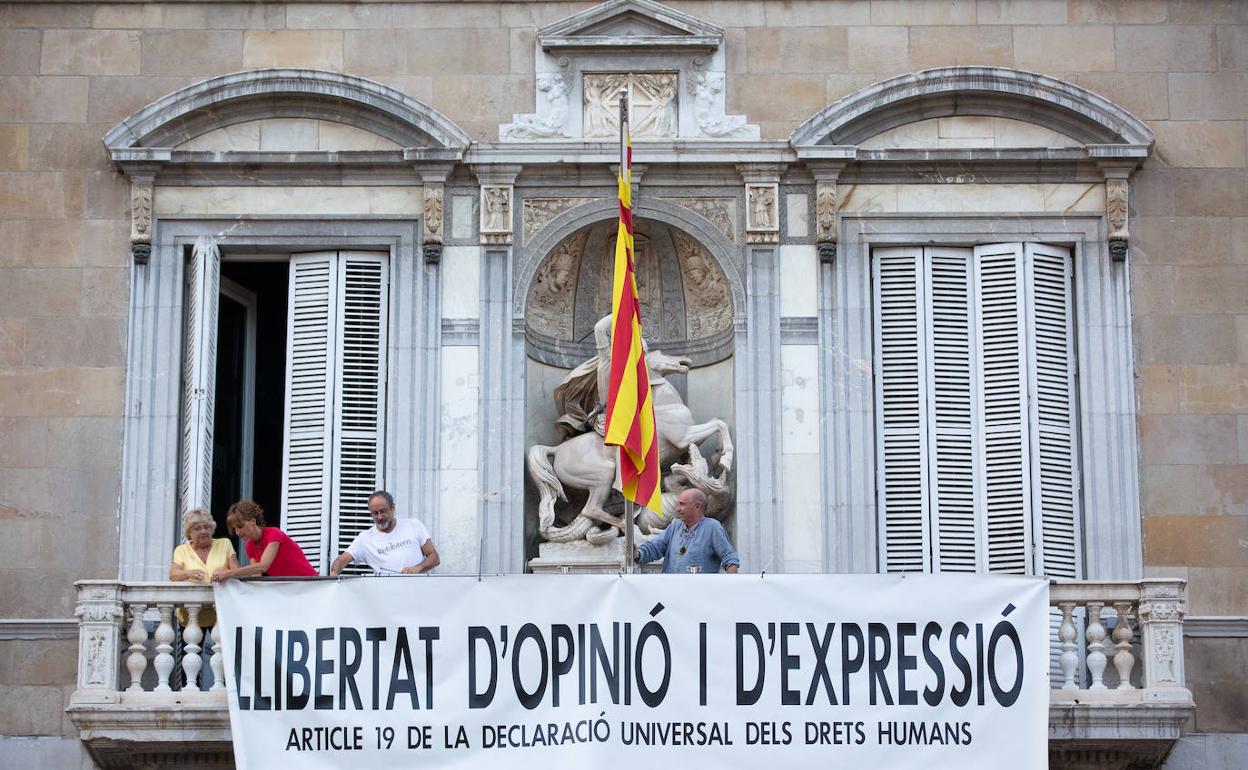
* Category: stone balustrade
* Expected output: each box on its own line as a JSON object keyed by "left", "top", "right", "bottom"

{"left": 66, "top": 578, "right": 1194, "bottom": 769}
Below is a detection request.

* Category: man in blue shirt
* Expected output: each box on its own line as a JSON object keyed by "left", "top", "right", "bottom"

{"left": 635, "top": 488, "right": 740, "bottom": 573}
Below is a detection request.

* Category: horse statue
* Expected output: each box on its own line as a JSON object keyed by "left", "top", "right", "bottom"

{"left": 527, "top": 316, "right": 734, "bottom": 545}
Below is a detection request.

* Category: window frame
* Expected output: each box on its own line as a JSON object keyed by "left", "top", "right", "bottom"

{"left": 117, "top": 217, "right": 435, "bottom": 580}
{"left": 819, "top": 213, "right": 1142, "bottom": 580}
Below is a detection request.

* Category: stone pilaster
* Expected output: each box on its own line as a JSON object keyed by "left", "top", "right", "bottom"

{"left": 73, "top": 581, "right": 125, "bottom": 702}
{"left": 1137, "top": 580, "right": 1191, "bottom": 702}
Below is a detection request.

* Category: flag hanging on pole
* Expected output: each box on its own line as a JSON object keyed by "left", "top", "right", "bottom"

{"left": 605, "top": 94, "right": 662, "bottom": 514}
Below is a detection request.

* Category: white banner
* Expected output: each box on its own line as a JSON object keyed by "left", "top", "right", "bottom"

{"left": 217, "top": 574, "right": 1048, "bottom": 769}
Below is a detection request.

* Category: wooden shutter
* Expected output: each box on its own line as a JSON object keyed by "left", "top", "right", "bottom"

{"left": 1025, "top": 244, "right": 1081, "bottom": 579}
{"left": 972, "top": 243, "right": 1032, "bottom": 575}
{"left": 181, "top": 236, "right": 220, "bottom": 515}
{"left": 924, "top": 248, "right": 980, "bottom": 572}
{"left": 282, "top": 252, "right": 339, "bottom": 572}
{"left": 330, "top": 252, "right": 389, "bottom": 561}
{"left": 873, "top": 247, "right": 930, "bottom": 572}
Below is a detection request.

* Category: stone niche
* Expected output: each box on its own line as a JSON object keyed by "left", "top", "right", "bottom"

{"left": 524, "top": 218, "right": 736, "bottom": 565}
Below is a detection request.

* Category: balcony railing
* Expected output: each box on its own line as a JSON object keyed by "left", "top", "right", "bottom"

{"left": 67, "top": 578, "right": 1194, "bottom": 769}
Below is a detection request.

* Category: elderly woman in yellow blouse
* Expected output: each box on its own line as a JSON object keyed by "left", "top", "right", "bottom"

{"left": 169, "top": 507, "right": 239, "bottom": 628}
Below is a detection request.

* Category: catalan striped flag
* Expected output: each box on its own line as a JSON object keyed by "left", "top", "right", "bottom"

{"left": 604, "top": 128, "right": 662, "bottom": 514}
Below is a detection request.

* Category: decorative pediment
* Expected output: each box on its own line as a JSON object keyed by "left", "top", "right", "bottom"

{"left": 538, "top": 0, "right": 722, "bottom": 52}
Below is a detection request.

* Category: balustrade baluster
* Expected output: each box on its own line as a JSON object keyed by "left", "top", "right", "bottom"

{"left": 209, "top": 624, "right": 225, "bottom": 691}
{"left": 125, "top": 603, "right": 149, "bottom": 692}
{"left": 153, "top": 604, "right": 176, "bottom": 692}
{"left": 181, "top": 604, "right": 204, "bottom": 692}
{"left": 1111, "top": 600, "right": 1136, "bottom": 690}
{"left": 1086, "top": 601, "right": 1108, "bottom": 690}
{"left": 1058, "top": 601, "right": 1078, "bottom": 690}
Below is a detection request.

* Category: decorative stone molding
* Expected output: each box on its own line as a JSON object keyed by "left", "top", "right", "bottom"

{"left": 815, "top": 181, "right": 838, "bottom": 262}
{"left": 0, "top": 618, "right": 78, "bottom": 640}
{"left": 1138, "top": 581, "right": 1189, "bottom": 698}
{"left": 74, "top": 582, "right": 125, "bottom": 695}
{"left": 423, "top": 184, "right": 445, "bottom": 263}
{"left": 791, "top": 67, "right": 1156, "bottom": 148}
{"left": 688, "top": 61, "right": 758, "bottom": 140}
{"left": 104, "top": 69, "right": 471, "bottom": 155}
{"left": 585, "top": 72, "right": 678, "bottom": 140}
{"left": 1105, "top": 178, "right": 1129, "bottom": 262}
{"left": 480, "top": 185, "right": 514, "bottom": 246}
{"left": 129, "top": 179, "right": 153, "bottom": 265}
{"left": 501, "top": 61, "right": 574, "bottom": 142}
{"left": 537, "top": 0, "right": 723, "bottom": 53}
{"left": 523, "top": 197, "right": 587, "bottom": 243}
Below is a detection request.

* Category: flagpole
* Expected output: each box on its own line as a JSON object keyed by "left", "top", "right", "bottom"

{"left": 618, "top": 87, "right": 637, "bottom": 576}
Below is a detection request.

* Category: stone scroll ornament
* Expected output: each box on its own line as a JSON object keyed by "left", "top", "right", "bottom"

{"left": 527, "top": 315, "right": 735, "bottom": 546}
{"left": 422, "top": 185, "right": 444, "bottom": 263}
{"left": 1106, "top": 178, "right": 1129, "bottom": 261}
{"left": 130, "top": 181, "right": 153, "bottom": 265}
{"left": 816, "top": 180, "right": 838, "bottom": 262}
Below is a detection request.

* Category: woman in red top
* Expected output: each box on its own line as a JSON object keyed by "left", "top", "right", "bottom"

{"left": 211, "top": 500, "right": 318, "bottom": 580}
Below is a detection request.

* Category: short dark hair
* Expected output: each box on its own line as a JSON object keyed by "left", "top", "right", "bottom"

{"left": 226, "top": 499, "right": 265, "bottom": 530}
{"left": 368, "top": 490, "right": 395, "bottom": 508}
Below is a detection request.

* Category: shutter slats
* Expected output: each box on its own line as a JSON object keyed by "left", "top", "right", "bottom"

{"left": 874, "top": 247, "right": 930, "bottom": 573}
{"left": 181, "top": 236, "right": 220, "bottom": 515}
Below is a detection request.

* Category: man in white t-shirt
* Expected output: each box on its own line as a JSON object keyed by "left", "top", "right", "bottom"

{"left": 329, "top": 490, "right": 440, "bottom": 576}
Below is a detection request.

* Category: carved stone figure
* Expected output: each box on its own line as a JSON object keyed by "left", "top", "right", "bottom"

{"left": 501, "top": 71, "right": 573, "bottom": 141}
{"left": 584, "top": 73, "right": 678, "bottom": 140}
{"left": 674, "top": 232, "right": 731, "bottom": 338}
{"left": 662, "top": 197, "right": 736, "bottom": 243}
{"left": 523, "top": 197, "right": 584, "bottom": 242}
{"left": 687, "top": 68, "right": 755, "bottom": 139}
{"left": 528, "top": 230, "right": 587, "bottom": 340}
{"left": 747, "top": 183, "right": 777, "bottom": 231}
{"left": 481, "top": 186, "right": 511, "bottom": 233}
{"left": 528, "top": 315, "right": 734, "bottom": 545}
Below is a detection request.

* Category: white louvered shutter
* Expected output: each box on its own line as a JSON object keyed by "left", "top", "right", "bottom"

{"left": 924, "top": 248, "right": 979, "bottom": 572}
{"left": 873, "top": 247, "right": 930, "bottom": 572}
{"left": 330, "top": 252, "right": 389, "bottom": 563}
{"left": 181, "top": 236, "right": 220, "bottom": 515}
{"left": 282, "top": 252, "right": 339, "bottom": 572}
{"left": 1024, "top": 243, "right": 1081, "bottom": 579}
{"left": 972, "top": 243, "right": 1032, "bottom": 575}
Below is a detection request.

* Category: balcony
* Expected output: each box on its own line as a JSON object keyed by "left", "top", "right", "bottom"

{"left": 67, "top": 579, "right": 1194, "bottom": 769}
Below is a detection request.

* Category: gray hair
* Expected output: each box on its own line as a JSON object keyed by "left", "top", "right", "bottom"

{"left": 368, "top": 490, "right": 395, "bottom": 508}
{"left": 182, "top": 507, "right": 214, "bottom": 541}
{"left": 684, "top": 488, "right": 708, "bottom": 511}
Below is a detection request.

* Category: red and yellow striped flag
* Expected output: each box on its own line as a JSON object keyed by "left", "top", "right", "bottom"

{"left": 604, "top": 132, "right": 662, "bottom": 513}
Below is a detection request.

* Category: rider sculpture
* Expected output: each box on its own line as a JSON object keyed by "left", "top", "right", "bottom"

{"left": 527, "top": 315, "right": 734, "bottom": 545}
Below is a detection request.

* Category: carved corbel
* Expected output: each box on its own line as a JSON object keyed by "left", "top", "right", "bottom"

{"left": 1106, "top": 178, "right": 1129, "bottom": 262}
{"left": 815, "top": 180, "right": 838, "bottom": 263}
{"left": 422, "top": 184, "right": 445, "bottom": 264}
{"left": 129, "top": 179, "right": 153, "bottom": 265}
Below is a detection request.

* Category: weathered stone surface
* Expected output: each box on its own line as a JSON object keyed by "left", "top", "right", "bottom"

{"left": 83, "top": 171, "right": 129, "bottom": 221}
{"left": 763, "top": 0, "right": 870, "bottom": 27}
{"left": 0, "top": 318, "right": 26, "bottom": 367}
{"left": 0, "top": 29, "right": 41, "bottom": 74}
{"left": 1067, "top": 0, "right": 1167, "bottom": 24}
{"left": 1184, "top": 637, "right": 1248, "bottom": 732}
{"left": 162, "top": 3, "right": 285, "bottom": 30}
{"left": 1060, "top": 71, "right": 1171, "bottom": 120}
{"left": 345, "top": 29, "right": 408, "bottom": 75}
{"left": 1173, "top": 268, "right": 1248, "bottom": 315}
{"left": 910, "top": 26, "right": 1013, "bottom": 68}
{"left": 286, "top": 3, "right": 394, "bottom": 30}
{"left": 0, "top": 77, "right": 88, "bottom": 123}
{"left": 75, "top": 367, "right": 125, "bottom": 418}
{"left": 1218, "top": 24, "right": 1248, "bottom": 71}
{"left": 1152, "top": 121, "right": 1247, "bottom": 168}
{"left": 1115, "top": 25, "right": 1218, "bottom": 73}
{"left": 24, "top": 319, "right": 123, "bottom": 369}
{"left": 0, "top": 269, "right": 81, "bottom": 319}
{"left": 1137, "top": 315, "right": 1240, "bottom": 365}
{"left": 0, "top": 684, "right": 64, "bottom": 736}
{"left": 1132, "top": 216, "right": 1232, "bottom": 265}
{"left": 0, "top": 417, "right": 50, "bottom": 469}
{"left": 92, "top": 3, "right": 165, "bottom": 29}
{"left": 0, "top": 126, "right": 29, "bottom": 171}
{"left": 7, "top": 640, "right": 77, "bottom": 686}
{"left": 140, "top": 30, "right": 243, "bottom": 75}
{"left": 1015, "top": 25, "right": 1115, "bottom": 71}
{"left": 1186, "top": 566, "right": 1248, "bottom": 615}
{"left": 1167, "top": 0, "right": 1248, "bottom": 25}
{"left": 1138, "top": 364, "right": 1180, "bottom": 414}
{"left": 1175, "top": 364, "right": 1248, "bottom": 412}
{"left": 407, "top": 28, "right": 510, "bottom": 75}
{"left": 847, "top": 26, "right": 908, "bottom": 73}
{"left": 46, "top": 417, "right": 122, "bottom": 471}
{"left": 40, "top": 30, "right": 140, "bottom": 76}
{"left": 0, "top": 369, "right": 79, "bottom": 418}
{"left": 871, "top": 0, "right": 975, "bottom": 26}
{"left": 27, "top": 123, "right": 115, "bottom": 173}
{"left": 431, "top": 75, "right": 532, "bottom": 135}
{"left": 1173, "top": 169, "right": 1248, "bottom": 216}
{"left": 243, "top": 30, "right": 344, "bottom": 70}
{"left": 85, "top": 75, "right": 192, "bottom": 123}
{"left": 1140, "top": 414, "right": 1241, "bottom": 465}
{"left": 401, "top": 1, "right": 504, "bottom": 28}
{"left": 1143, "top": 464, "right": 1248, "bottom": 517}
{"left": 746, "top": 27, "right": 848, "bottom": 74}
{"left": 729, "top": 74, "right": 826, "bottom": 124}
{"left": 1169, "top": 73, "right": 1248, "bottom": 119}
{"left": 0, "top": 4, "right": 92, "bottom": 28}
{"left": 3, "top": 220, "right": 128, "bottom": 268}
{"left": 667, "top": 0, "right": 766, "bottom": 27}
{"left": 1145, "top": 515, "right": 1248, "bottom": 566}
{"left": 977, "top": 0, "right": 1066, "bottom": 25}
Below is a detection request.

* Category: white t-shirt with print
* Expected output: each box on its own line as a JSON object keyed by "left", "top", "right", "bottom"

{"left": 345, "top": 518, "right": 432, "bottom": 575}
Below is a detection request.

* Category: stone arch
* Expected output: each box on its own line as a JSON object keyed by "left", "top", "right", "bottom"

{"left": 515, "top": 197, "right": 745, "bottom": 319}
{"left": 103, "top": 68, "right": 471, "bottom": 151}
{"left": 790, "top": 66, "right": 1154, "bottom": 148}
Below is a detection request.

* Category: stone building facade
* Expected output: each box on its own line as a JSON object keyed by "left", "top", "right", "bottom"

{"left": 0, "top": 1, "right": 1244, "bottom": 767}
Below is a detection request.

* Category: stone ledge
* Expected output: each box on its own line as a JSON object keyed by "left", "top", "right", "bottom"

{"left": 67, "top": 692, "right": 233, "bottom": 770}
{"left": 1048, "top": 702, "right": 1194, "bottom": 769}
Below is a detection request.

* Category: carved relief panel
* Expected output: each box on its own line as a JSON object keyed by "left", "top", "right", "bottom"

{"left": 584, "top": 73, "right": 679, "bottom": 140}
